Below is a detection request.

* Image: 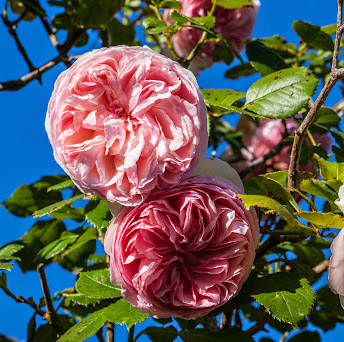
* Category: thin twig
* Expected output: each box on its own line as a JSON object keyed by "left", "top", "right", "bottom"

{"left": 96, "top": 327, "right": 105, "bottom": 342}
{"left": 288, "top": 0, "right": 344, "bottom": 189}
{"left": 312, "top": 259, "right": 330, "bottom": 275}
{"left": 37, "top": 264, "right": 66, "bottom": 336}
{"left": 246, "top": 311, "right": 270, "bottom": 336}
{"left": 239, "top": 140, "right": 291, "bottom": 178}
{"left": 39, "top": 16, "right": 61, "bottom": 51}
{"left": 128, "top": 326, "right": 135, "bottom": 342}
{"left": 1, "top": 14, "right": 36, "bottom": 74}
{"left": 220, "top": 310, "right": 233, "bottom": 329}
{"left": 0, "top": 55, "right": 78, "bottom": 91}
{"left": 106, "top": 322, "right": 115, "bottom": 342}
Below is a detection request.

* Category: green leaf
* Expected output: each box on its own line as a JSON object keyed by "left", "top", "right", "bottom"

{"left": 63, "top": 293, "right": 102, "bottom": 306}
{"left": 4, "top": 184, "right": 62, "bottom": 217}
{"left": 142, "top": 17, "right": 167, "bottom": 34}
{"left": 84, "top": 199, "right": 112, "bottom": 229}
{"left": 295, "top": 212, "right": 344, "bottom": 229}
{"left": 33, "top": 194, "right": 84, "bottom": 218}
{"left": 238, "top": 194, "right": 296, "bottom": 228}
{"left": 139, "top": 326, "right": 178, "bottom": 342}
{"left": 260, "top": 171, "right": 312, "bottom": 188}
{"left": 251, "top": 273, "right": 315, "bottom": 327}
{"left": 212, "top": 44, "right": 234, "bottom": 65}
{"left": 33, "top": 175, "right": 70, "bottom": 191}
{"left": 225, "top": 63, "right": 256, "bottom": 79}
{"left": 300, "top": 179, "right": 337, "bottom": 205}
{"left": 58, "top": 299, "right": 149, "bottom": 341}
{"left": 49, "top": 206, "right": 85, "bottom": 222}
{"left": 17, "top": 220, "right": 66, "bottom": 272}
{"left": 37, "top": 235, "right": 79, "bottom": 261}
{"left": 0, "top": 263, "right": 14, "bottom": 271}
{"left": 313, "top": 107, "right": 341, "bottom": 125}
{"left": 319, "top": 158, "right": 344, "bottom": 182}
{"left": 216, "top": 0, "right": 253, "bottom": 9}
{"left": 62, "top": 227, "right": 98, "bottom": 256}
{"left": 288, "top": 331, "right": 321, "bottom": 342}
{"left": 75, "top": 268, "right": 121, "bottom": 299}
{"left": 160, "top": 0, "right": 182, "bottom": 9}
{"left": 107, "top": 18, "right": 136, "bottom": 46}
{"left": 47, "top": 179, "right": 75, "bottom": 192}
{"left": 246, "top": 40, "right": 289, "bottom": 76}
{"left": 171, "top": 10, "right": 189, "bottom": 25}
{"left": 244, "top": 67, "right": 318, "bottom": 119}
{"left": 259, "top": 35, "right": 297, "bottom": 56}
{"left": 321, "top": 23, "right": 337, "bottom": 35}
{"left": 179, "top": 328, "right": 254, "bottom": 342}
{"left": 293, "top": 20, "right": 334, "bottom": 51}
{"left": 202, "top": 89, "right": 245, "bottom": 107}
{"left": 0, "top": 242, "right": 25, "bottom": 262}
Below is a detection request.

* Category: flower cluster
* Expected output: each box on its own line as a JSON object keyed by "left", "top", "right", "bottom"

{"left": 222, "top": 116, "right": 332, "bottom": 178}
{"left": 165, "top": 0, "right": 260, "bottom": 71}
{"left": 46, "top": 46, "right": 259, "bottom": 319}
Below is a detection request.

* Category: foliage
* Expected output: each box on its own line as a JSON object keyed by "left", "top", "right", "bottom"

{"left": 1, "top": 0, "right": 344, "bottom": 341}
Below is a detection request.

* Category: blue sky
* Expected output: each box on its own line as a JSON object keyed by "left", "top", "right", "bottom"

{"left": 0, "top": 0, "right": 343, "bottom": 340}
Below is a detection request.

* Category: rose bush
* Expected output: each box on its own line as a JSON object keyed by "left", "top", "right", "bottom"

{"left": 105, "top": 172, "right": 259, "bottom": 319}
{"left": 166, "top": 0, "right": 260, "bottom": 70}
{"left": 221, "top": 117, "right": 332, "bottom": 178}
{"left": 45, "top": 45, "right": 208, "bottom": 206}
{"left": 328, "top": 185, "right": 344, "bottom": 308}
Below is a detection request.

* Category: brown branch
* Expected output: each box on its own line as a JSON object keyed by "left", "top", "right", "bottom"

{"left": 1, "top": 14, "right": 37, "bottom": 74}
{"left": 0, "top": 55, "right": 78, "bottom": 91}
{"left": 39, "top": 16, "right": 61, "bottom": 51}
{"left": 220, "top": 310, "right": 233, "bottom": 329}
{"left": 37, "top": 264, "right": 66, "bottom": 336}
{"left": 96, "top": 327, "right": 105, "bottom": 342}
{"left": 246, "top": 311, "right": 270, "bottom": 336}
{"left": 312, "top": 259, "right": 330, "bottom": 275}
{"left": 239, "top": 140, "right": 291, "bottom": 179}
{"left": 288, "top": 0, "right": 344, "bottom": 189}
{"left": 106, "top": 322, "right": 114, "bottom": 342}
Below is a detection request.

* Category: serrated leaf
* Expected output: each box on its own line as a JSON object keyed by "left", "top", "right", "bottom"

{"left": 33, "top": 175, "right": 70, "bottom": 190}
{"left": 321, "top": 23, "right": 337, "bottom": 35}
{"left": 84, "top": 200, "right": 112, "bottom": 229}
{"left": 244, "top": 67, "right": 318, "bottom": 119}
{"left": 300, "top": 179, "right": 337, "bottom": 206}
{"left": 107, "top": 18, "right": 136, "bottom": 46}
{"left": 202, "top": 89, "right": 245, "bottom": 106}
{"left": 58, "top": 299, "right": 149, "bottom": 341}
{"left": 63, "top": 293, "right": 102, "bottom": 306}
{"left": 17, "top": 220, "right": 66, "bottom": 272}
{"left": 238, "top": 194, "right": 296, "bottom": 228}
{"left": 62, "top": 227, "right": 98, "bottom": 256}
{"left": 225, "top": 63, "right": 256, "bottom": 79}
{"left": 313, "top": 107, "right": 341, "bottom": 125}
{"left": 251, "top": 273, "right": 315, "bottom": 327}
{"left": 260, "top": 171, "right": 312, "bottom": 188}
{"left": 0, "top": 242, "right": 25, "bottom": 262}
{"left": 139, "top": 326, "right": 178, "bottom": 342}
{"left": 47, "top": 179, "right": 75, "bottom": 192}
{"left": 260, "top": 35, "right": 297, "bottom": 56}
{"left": 37, "top": 235, "right": 79, "bottom": 261}
{"left": 0, "top": 263, "right": 14, "bottom": 270}
{"left": 160, "top": 0, "right": 182, "bottom": 9}
{"left": 293, "top": 20, "right": 334, "bottom": 51}
{"left": 76, "top": 268, "right": 121, "bottom": 299}
{"left": 216, "top": 0, "right": 253, "bottom": 9}
{"left": 4, "top": 184, "right": 62, "bottom": 217}
{"left": 33, "top": 194, "right": 84, "bottom": 218}
{"left": 170, "top": 10, "right": 215, "bottom": 28}
{"left": 319, "top": 158, "right": 344, "bottom": 182}
{"left": 295, "top": 212, "right": 344, "bottom": 229}
{"left": 142, "top": 17, "right": 167, "bottom": 34}
{"left": 49, "top": 205, "right": 85, "bottom": 222}
{"left": 246, "top": 40, "right": 289, "bottom": 76}
{"left": 171, "top": 10, "right": 189, "bottom": 25}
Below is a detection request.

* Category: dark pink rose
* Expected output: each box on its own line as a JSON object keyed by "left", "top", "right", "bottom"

{"left": 45, "top": 46, "right": 208, "bottom": 206}
{"left": 166, "top": 0, "right": 260, "bottom": 71}
{"left": 105, "top": 175, "right": 259, "bottom": 319}
{"left": 222, "top": 117, "right": 331, "bottom": 178}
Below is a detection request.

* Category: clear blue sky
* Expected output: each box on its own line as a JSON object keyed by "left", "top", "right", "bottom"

{"left": 0, "top": 0, "right": 343, "bottom": 340}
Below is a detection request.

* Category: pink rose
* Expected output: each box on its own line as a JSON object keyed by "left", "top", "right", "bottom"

{"left": 105, "top": 174, "right": 259, "bottom": 319}
{"left": 166, "top": 0, "right": 260, "bottom": 70}
{"left": 222, "top": 117, "right": 331, "bottom": 178}
{"left": 45, "top": 46, "right": 208, "bottom": 206}
{"left": 328, "top": 185, "right": 344, "bottom": 308}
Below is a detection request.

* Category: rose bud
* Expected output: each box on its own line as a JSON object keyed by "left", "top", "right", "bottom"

{"left": 46, "top": 46, "right": 208, "bottom": 206}
{"left": 165, "top": 0, "right": 260, "bottom": 71}
{"left": 105, "top": 171, "right": 259, "bottom": 319}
